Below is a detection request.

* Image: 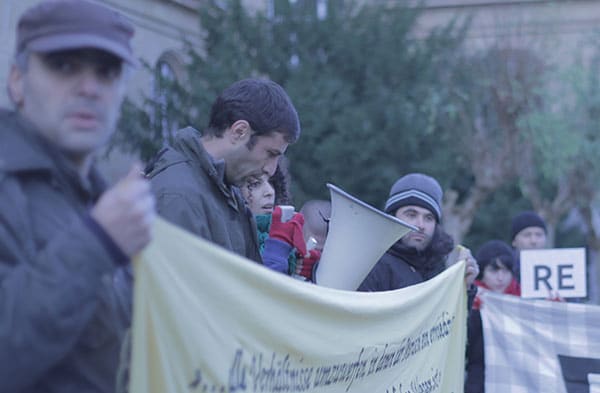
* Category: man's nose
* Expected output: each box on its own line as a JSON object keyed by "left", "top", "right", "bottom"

{"left": 415, "top": 216, "right": 425, "bottom": 230}
{"left": 263, "top": 158, "right": 279, "bottom": 177}
{"left": 76, "top": 69, "right": 102, "bottom": 97}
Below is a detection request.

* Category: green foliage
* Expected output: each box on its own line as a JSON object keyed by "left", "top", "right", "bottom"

{"left": 113, "top": 0, "right": 600, "bottom": 249}
{"left": 465, "top": 182, "right": 531, "bottom": 249}
{"left": 113, "top": 0, "right": 468, "bottom": 208}
{"left": 515, "top": 38, "right": 600, "bottom": 210}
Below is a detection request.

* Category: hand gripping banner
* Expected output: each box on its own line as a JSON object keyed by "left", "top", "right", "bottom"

{"left": 130, "top": 218, "right": 467, "bottom": 393}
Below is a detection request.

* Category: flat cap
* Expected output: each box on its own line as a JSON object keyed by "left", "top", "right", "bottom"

{"left": 17, "top": 0, "right": 136, "bottom": 65}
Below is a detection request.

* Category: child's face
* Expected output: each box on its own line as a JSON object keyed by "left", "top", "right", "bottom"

{"left": 481, "top": 261, "right": 513, "bottom": 293}
{"left": 241, "top": 174, "right": 275, "bottom": 215}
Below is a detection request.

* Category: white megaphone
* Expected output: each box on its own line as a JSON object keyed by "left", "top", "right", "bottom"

{"left": 313, "top": 183, "right": 418, "bottom": 291}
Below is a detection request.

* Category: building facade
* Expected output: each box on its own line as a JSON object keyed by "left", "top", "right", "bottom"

{"left": 0, "top": 0, "right": 210, "bottom": 108}
{"left": 3, "top": 0, "right": 600, "bottom": 108}
{"left": 414, "top": 0, "right": 600, "bottom": 55}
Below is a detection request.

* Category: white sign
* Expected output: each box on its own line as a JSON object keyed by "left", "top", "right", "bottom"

{"left": 520, "top": 248, "right": 587, "bottom": 299}
{"left": 590, "top": 374, "right": 600, "bottom": 393}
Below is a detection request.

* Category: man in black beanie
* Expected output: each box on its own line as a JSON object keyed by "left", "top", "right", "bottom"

{"left": 510, "top": 210, "right": 548, "bottom": 281}
{"left": 358, "top": 173, "right": 478, "bottom": 291}
{"left": 511, "top": 211, "right": 547, "bottom": 251}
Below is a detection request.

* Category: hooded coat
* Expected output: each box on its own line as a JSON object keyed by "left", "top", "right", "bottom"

{"left": 146, "top": 127, "right": 261, "bottom": 263}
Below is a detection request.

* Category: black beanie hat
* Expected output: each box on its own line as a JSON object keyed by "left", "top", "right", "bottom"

{"left": 511, "top": 211, "right": 547, "bottom": 240}
{"left": 475, "top": 239, "right": 515, "bottom": 276}
{"left": 384, "top": 173, "right": 443, "bottom": 222}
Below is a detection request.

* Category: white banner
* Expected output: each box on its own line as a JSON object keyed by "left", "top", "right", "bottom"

{"left": 130, "top": 218, "right": 468, "bottom": 393}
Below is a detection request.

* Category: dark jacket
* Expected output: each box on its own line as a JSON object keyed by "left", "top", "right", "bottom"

{"left": 358, "top": 226, "right": 454, "bottom": 291}
{"left": 465, "top": 279, "right": 521, "bottom": 393}
{"left": 465, "top": 309, "right": 484, "bottom": 393}
{"left": 0, "top": 109, "right": 132, "bottom": 393}
{"left": 147, "top": 127, "right": 261, "bottom": 263}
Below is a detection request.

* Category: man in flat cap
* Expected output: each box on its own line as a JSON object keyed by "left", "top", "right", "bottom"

{"left": 0, "top": 1, "right": 154, "bottom": 392}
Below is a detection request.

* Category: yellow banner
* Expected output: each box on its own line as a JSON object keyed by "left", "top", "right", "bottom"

{"left": 130, "top": 218, "right": 467, "bottom": 393}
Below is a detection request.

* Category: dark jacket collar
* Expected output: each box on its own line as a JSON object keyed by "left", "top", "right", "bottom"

{"left": 387, "top": 225, "right": 454, "bottom": 280}
{"left": 0, "top": 108, "right": 106, "bottom": 201}
{"left": 0, "top": 109, "right": 56, "bottom": 173}
{"left": 171, "top": 127, "right": 242, "bottom": 212}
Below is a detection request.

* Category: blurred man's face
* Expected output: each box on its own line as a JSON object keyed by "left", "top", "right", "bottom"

{"left": 512, "top": 227, "right": 547, "bottom": 250}
{"left": 302, "top": 219, "right": 328, "bottom": 252}
{"left": 395, "top": 205, "right": 436, "bottom": 251}
{"left": 9, "top": 49, "right": 126, "bottom": 167}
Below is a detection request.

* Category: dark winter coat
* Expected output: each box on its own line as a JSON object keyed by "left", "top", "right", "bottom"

{"left": 146, "top": 127, "right": 261, "bottom": 263}
{"left": 358, "top": 225, "right": 455, "bottom": 291}
{"left": 0, "top": 109, "right": 132, "bottom": 393}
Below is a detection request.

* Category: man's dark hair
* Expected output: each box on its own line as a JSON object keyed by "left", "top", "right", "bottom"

{"left": 204, "top": 78, "right": 301, "bottom": 143}
{"left": 475, "top": 239, "right": 515, "bottom": 279}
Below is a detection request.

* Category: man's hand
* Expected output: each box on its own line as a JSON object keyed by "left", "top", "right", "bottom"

{"left": 547, "top": 290, "right": 566, "bottom": 302}
{"left": 91, "top": 164, "right": 155, "bottom": 258}
{"left": 296, "top": 249, "right": 321, "bottom": 281}
{"left": 461, "top": 247, "right": 479, "bottom": 287}
{"left": 449, "top": 245, "right": 479, "bottom": 286}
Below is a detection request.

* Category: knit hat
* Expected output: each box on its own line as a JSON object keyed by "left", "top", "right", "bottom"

{"left": 475, "top": 239, "right": 515, "bottom": 274}
{"left": 511, "top": 211, "right": 547, "bottom": 240}
{"left": 384, "top": 173, "right": 443, "bottom": 222}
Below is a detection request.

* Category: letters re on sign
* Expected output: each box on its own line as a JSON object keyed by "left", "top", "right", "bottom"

{"left": 520, "top": 248, "right": 586, "bottom": 299}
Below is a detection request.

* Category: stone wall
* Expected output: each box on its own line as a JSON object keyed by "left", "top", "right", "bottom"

{"left": 0, "top": 0, "right": 207, "bottom": 107}
{"left": 413, "top": 0, "right": 600, "bottom": 55}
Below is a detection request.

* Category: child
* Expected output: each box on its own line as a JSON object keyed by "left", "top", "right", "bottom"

{"left": 465, "top": 240, "right": 520, "bottom": 393}
{"left": 473, "top": 239, "right": 521, "bottom": 308}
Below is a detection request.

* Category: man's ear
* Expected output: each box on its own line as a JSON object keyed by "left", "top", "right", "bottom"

{"left": 7, "top": 64, "right": 24, "bottom": 107}
{"left": 229, "top": 120, "right": 251, "bottom": 144}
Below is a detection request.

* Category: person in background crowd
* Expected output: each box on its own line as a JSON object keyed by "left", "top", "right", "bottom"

{"left": 239, "top": 163, "right": 320, "bottom": 281}
{"left": 240, "top": 160, "right": 292, "bottom": 215}
{"left": 146, "top": 78, "right": 301, "bottom": 263}
{"left": 0, "top": 1, "right": 155, "bottom": 392}
{"left": 240, "top": 172, "right": 277, "bottom": 216}
{"left": 510, "top": 210, "right": 548, "bottom": 281}
{"left": 239, "top": 165, "right": 306, "bottom": 277}
{"left": 472, "top": 240, "right": 521, "bottom": 309}
{"left": 358, "top": 173, "right": 479, "bottom": 292}
{"left": 300, "top": 199, "right": 332, "bottom": 253}
{"left": 239, "top": 168, "right": 328, "bottom": 281}
{"left": 465, "top": 240, "right": 521, "bottom": 393}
